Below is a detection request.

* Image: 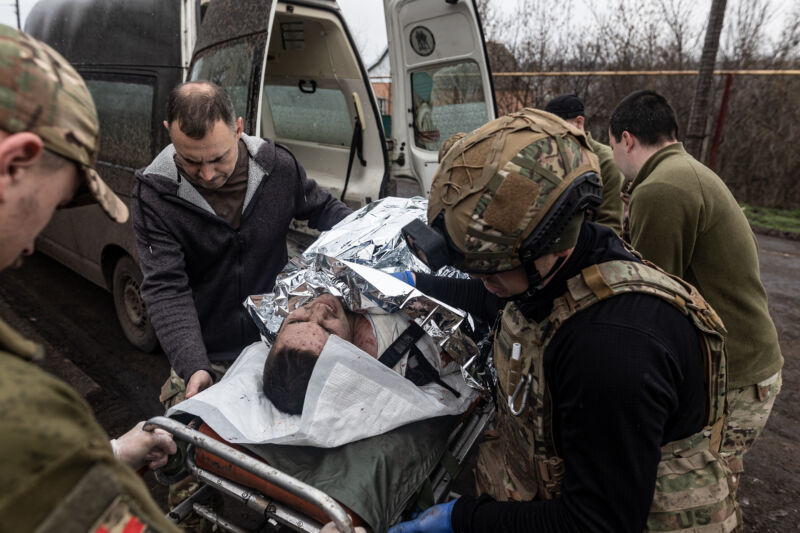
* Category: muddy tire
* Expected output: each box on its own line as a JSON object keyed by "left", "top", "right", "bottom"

{"left": 112, "top": 255, "right": 159, "bottom": 352}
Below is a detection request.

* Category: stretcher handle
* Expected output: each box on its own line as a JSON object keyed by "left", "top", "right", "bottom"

{"left": 145, "top": 416, "right": 355, "bottom": 533}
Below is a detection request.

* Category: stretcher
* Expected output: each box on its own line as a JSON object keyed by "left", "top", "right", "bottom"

{"left": 146, "top": 400, "right": 493, "bottom": 533}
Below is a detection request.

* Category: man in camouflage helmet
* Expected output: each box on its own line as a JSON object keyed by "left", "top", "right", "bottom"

{"left": 545, "top": 93, "right": 625, "bottom": 235}
{"left": 609, "top": 90, "right": 782, "bottom": 496}
{"left": 391, "top": 108, "right": 739, "bottom": 532}
{"left": 0, "top": 25, "right": 181, "bottom": 532}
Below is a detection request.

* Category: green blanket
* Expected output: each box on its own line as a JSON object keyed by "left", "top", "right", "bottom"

{"left": 244, "top": 416, "right": 457, "bottom": 532}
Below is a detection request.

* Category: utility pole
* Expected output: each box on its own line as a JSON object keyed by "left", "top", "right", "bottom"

{"left": 15, "top": 0, "right": 20, "bottom": 29}
{"left": 685, "top": 0, "right": 727, "bottom": 160}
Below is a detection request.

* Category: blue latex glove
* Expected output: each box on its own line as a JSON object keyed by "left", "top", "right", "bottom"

{"left": 388, "top": 499, "right": 457, "bottom": 533}
{"left": 389, "top": 270, "right": 416, "bottom": 287}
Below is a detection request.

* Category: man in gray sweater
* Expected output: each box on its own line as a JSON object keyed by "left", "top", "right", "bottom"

{"left": 132, "top": 81, "right": 351, "bottom": 407}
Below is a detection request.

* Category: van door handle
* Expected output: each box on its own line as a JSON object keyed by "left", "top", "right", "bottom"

{"left": 298, "top": 79, "right": 317, "bottom": 93}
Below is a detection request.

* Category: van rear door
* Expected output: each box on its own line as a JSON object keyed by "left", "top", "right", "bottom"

{"left": 384, "top": 0, "right": 496, "bottom": 196}
{"left": 189, "top": 0, "right": 388, "bottom": 216}
{"left": 188, "top": 0, "right": 276, "bottom": 134}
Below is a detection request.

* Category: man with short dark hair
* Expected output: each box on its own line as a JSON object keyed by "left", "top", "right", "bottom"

{"left": 609, "top": 89, "right": 783, "bottom": 493}
{"left": 0, "top": 25, "right": 179, "bottom": 531}
{"left": 545, "top": 93, "right": 624, "bottom": 234}
{"left": 132, "top": 81, "right": 352, "bottom": 407}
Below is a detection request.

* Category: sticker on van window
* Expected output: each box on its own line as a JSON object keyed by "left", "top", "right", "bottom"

{"left": 410, "top": 26, "right": 435, "bottom": 57}
{"left": 281, "top": 22, "right": 305, "bottom": 51}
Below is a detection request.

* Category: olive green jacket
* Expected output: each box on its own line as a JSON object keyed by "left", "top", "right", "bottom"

{"left": 587, "top": 132, "right": 624, "bottom": 235}
{"left": 628, "top": 142, "right": 782, "bottom": 389}
{"left": 0, "top": 318, "right": 179, "bottom": 532}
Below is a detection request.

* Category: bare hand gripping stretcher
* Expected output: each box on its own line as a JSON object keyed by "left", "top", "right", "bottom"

{"left": 147, "top": 198, "right": 495, "bottom": 532}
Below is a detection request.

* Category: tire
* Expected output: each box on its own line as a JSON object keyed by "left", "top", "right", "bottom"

{"left": 112, "top": 255, "right": 159, "bottom": 352}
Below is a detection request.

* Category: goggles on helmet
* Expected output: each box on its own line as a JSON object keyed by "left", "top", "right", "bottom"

{"left": 404, "top": 170, "right": 602, "bottom": 274}
{"left": 401, "top": 212, "right": 464, "bottom": 272}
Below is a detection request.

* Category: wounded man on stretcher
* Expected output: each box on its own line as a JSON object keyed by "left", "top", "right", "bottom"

{"left": 164, "top": 198, "right": 483, "bottom": 532}
{"left": 263, "top": 291, "right": 463, "bottom": 415}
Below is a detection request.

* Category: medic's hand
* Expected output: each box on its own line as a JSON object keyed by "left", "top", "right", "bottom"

{"left": 111, "top": 421, "right": 177, "bottom": 471}
{"left": 319, "top": 523, "right": 367, "bottom": 533}
{"left": 185, "top": 369, "right": 214, "bottom": 398}
{"left": 390, "top": 271, "right": 416, "bottom": 287}
{"left": 388, "top": 500, "right": 457, "bottom": 533}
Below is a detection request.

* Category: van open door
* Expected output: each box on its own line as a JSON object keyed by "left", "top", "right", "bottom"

{"left": 189, "top": 0, "right": 388, "bottom": 220}
{"left": 384, "top": 0, "right": 496, "bottom": 197}
{"left": 188, "top": 0, "right": 277, "bottom": 135}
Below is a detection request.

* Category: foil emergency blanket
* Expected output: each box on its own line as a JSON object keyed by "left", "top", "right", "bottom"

{"left": 168, "top": 335, "right": 475, "bottom": 447}
{"left": 169, "top": 198, "right": 484, "bottom": 446}
{"left": 244, "top": 197, "right": 478, "bottom": 366}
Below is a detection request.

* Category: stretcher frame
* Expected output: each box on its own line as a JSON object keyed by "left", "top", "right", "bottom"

{"left": 146, "top": 400, "right": 494, "bottom": 533}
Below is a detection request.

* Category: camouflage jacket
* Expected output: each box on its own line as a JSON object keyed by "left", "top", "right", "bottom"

{"left": 0, "top": 318, "right": 179, "bottom": 533}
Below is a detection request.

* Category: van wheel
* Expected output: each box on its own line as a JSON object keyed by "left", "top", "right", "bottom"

{"left": 112, "top": 255, "right": 159, "bottom": 353}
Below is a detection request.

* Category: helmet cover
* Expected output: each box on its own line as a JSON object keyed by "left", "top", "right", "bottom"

{"left": 428, "top": 108, "right": 601, "bottom": 273}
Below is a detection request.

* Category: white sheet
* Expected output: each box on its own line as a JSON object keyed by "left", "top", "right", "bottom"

{"left": 168, "top": 335, "right": 476, "bottom": 447}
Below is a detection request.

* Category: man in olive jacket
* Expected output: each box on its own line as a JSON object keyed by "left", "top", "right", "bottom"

{"left": 609, "top": 89, "right": 783, "bottom": 491}
{"left": 545, "top": 93, "right": 624, "bottom": 234}
{"left": 0, "top": 25, "right": 178, "bottom": 532}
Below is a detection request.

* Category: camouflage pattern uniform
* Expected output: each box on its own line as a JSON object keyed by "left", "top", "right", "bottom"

{"left": 720, "top": 371, "right": 781, "bottom": 493}
{"left": 0, "top": 318, "right": 179, "bottom": 532}
{"left": 0, "top": 25, "right": 127, "bottom": 222}
{"left": 0, "top": 25, "right": 178, "bottom": 532}
{"left": 428, "top": 109, "right": 740, "bottom": 531}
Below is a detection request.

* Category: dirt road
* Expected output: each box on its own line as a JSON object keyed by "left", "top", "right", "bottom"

{"left": 0, "top": 233, "right": 797, "bottom": 530}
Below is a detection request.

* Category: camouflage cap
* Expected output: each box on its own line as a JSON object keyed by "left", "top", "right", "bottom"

{"left": 0, "top": 25, "right": 128, "bottom": 223}
{"left": 429, "top": 108, "right": 601, "bottom": 273}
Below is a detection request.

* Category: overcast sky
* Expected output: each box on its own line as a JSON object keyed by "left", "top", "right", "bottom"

{"left": 1, "top": 0, "right": 792, "bottom": 67}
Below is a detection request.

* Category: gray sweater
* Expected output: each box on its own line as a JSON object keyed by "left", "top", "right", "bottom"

{"left": 132, "top": 134, "right": 351, "bottom": 382}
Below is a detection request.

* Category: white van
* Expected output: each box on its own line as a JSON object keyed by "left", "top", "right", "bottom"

{"left": 25, "top": 0, "right": 496, "bottom": 350}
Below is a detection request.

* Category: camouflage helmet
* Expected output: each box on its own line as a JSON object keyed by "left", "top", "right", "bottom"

{"left": 427, "top": 108, "right": 602, "bottom": 273}
{"left": 0, "top": 25, "right": 128, "bottom": 223}
{"left": 438, "top": 131, "right": 468, "bottom": 163}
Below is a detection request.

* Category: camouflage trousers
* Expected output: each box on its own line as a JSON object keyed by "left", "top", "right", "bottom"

{"left": 159, "top": 364, "right": 229, "bottom": 411}
{"left": 161, "top": 364, "right": 230, "bottom": 532}
{"left": 720, "top": 370, "right": 782, "bottom": 492}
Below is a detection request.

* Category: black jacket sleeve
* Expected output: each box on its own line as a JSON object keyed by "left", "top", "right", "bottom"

{"left": 414, "top": 273, "right": 503, "bottom": 322}
{"left": 277, "top": 145, "right": 352, "bottom": 230}
{"left": 451, "top": 293, "right": 705, "bottom": 533}
{"left": 131, "top": 182, "right": 215, "bottom": 383}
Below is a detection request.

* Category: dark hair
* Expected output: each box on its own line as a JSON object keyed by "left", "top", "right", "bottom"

{"left": 262, "top": 344, "right": 319, "bottom": 415}
{"left": 609, "top": 90, "right": 679, "bottom": 146}
{"left": 166, "top": 81, "right": 236, "bottom": 139}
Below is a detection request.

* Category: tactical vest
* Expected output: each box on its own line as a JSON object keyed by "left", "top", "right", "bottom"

{"left": 488, "top": 260, "right": 740, "bottom": 532}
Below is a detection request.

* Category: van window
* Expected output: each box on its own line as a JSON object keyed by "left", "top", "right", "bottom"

{"left": 263, "top": 83, "right": 351, "bottom": 146}
{"left": 85, "top": 78, "right": 154, "bottom": 168}
{"left": 190, "top": 39, "right": 259, "bottom": 120}
{"left": 411, "top": 60, "right": 488, "bottom": 152}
